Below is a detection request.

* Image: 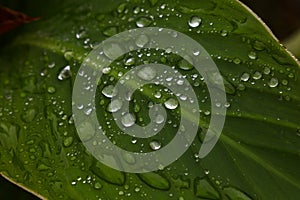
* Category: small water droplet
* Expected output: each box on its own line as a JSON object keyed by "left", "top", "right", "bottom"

{"left": 220, "top": 30, "right": 228, "bottom": 37}
{"left": 233, "top": 58, "right": 241, "bottom": 64}
{"left": 188, "top": 16, "right": 201, "bottom": 28}
{"left": 94, "top": 182, "right": 102, "bottom": 190}
{"left": 63, "top": 136, "right": 74, "bottom": 147}
{"left": 252, "top": 71, "right": 262, "bottom": 80}
{"left": 121, "top": 113, "right": 136, "bottom": 127}
{"left": 136, "top": 16, "right": 153, "bottom": 27}
{"left": 125, "top": 57, "right": 135, "bottom": 66}
{"left": 268, "top": 78, "right": 279, "bottom": 88}
{"left": 21, "top": 108, "right": 37, "bottom": 123}
{"left": 248, "top": 51, "right": 257, "bottom": 60}
{"left": 102, "top": 26, "right": 118, "bottom": 37}
{"left": 47, "top": 86, "right": 56, "bottom": 94}
{"left": 178, "top": 59, "right": 193, "bottom": 70}
{"left": 263, "top": 67, "right": 271, "bottom": 75}
{"left": 164, "top": 98, "right": 178, "bottom": 110}
{"left": 107, "top": 99, "right": 123, "bottom": 113}
{"left": 252, "top": 40, "right": 265, "bottom": 51}
{"left": 240, "top": 73, "right": 250, "bottom": 82}
{"left": 135, "top": 34, "right": 149, "bottom": 48}
{"left": 102, "top": 85, "right": 118, "bottom": 98}
{"left": 58, "top": 65, "right": 71, "bottom": 81}
{"left": 137, "top": 66, "right": 156, "bottom": 81}
{"left": 150, "top": 140, "right": 161, "bottom": 150}
{"left": 155, "top": 114, "right": 165, "bottom": 124}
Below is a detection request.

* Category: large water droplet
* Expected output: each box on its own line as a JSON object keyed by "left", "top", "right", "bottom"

{"left": 138, "top": 172, "right": 170, "bottom": 190}
{"left": 252, "top": 71, "right": 262, "bottom": 80}
{"left": 58, "top": 65, "right": 71, "bottom": 81}
{"left": 107, "top": 99, "right": 123, "bottom": 113}
{"left": 194, "top": 178, "right": 219, "bottom": 199}
{"left": 103, "top": 26, "right": 118, "bottom": 37}
{"left": 155, "top": 114, "right": 165, "bottom": 124}
{"left": 103, "top": 43, "right": 124, "bottom": 60}
{"left": 21, "top": 108, "right": 37, "bottom": 123}
{"left": 188, "top": 16, "right": 201, "bottom": 28}
{"left": 91, "top": 161, "right": 125, "bottom": 186}
{"left": 102, "top": 85, "right": 118, "bottom": 98}
{"left": 121, "top": 113, "right": 136, "bottom": 127}
{"left": 164, "top": 98, "right": 178, "bottom": 110}
{"left": 178, "top": 59, "right": 194, "bottom": 70}
{"left": 137, "top": 66, "right": 156, "bottom": 81}
{"left": 248, "top": 51, "right": 257, "bottom": 60}
{"left": 125, "top": 57, "right": 135, "bottom": 66}
{"left": 240, "top": 73, "right": 250, "bottom": 82}
{"left": 223, "top": 187, "right": 252, "bottom": 200}
{"left": 150, "top": 140, "right": 161, "bottom": 150}
{"left": 136, "top": 16, "right": 153, "bottom": 27}
{"left": 135, "top": 34, "right": 149, "bottom": 48}
{"left": 268, "top": 78, "right": 279, "bottom": 88}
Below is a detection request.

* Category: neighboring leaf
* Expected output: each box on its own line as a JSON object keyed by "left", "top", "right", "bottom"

{"left": 0, "top": 0, "right": 299, "bottom": 199}
{"left": 0, "top": 6, "right": 39, "bottom": 34}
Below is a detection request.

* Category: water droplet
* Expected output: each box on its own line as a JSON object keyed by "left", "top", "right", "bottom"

{"left": 136, "top": 16, "right": 153, "bottom": 27}
{"left": 123, "top": 152, "right": 136, "bottom": 164}
{"left": 21, "top": 109, "right": 37, "bottom": 123}
{"left": 47, "top": 86, "right": 56, "bottom": 94}
{"left": 237, "top": 83, "right": 245, "bottom": 91}
{"left": 63, "top": 136, "right": 74, "bottom": 147}
{"left": 164, "top": 98, "right": 178, "bottom": 110}
{"left": 223, "top": 187, "right": 252, "bottom": 200}
{"left": 102, "top": 85, "right": 118, "bottom": 98}
{"left": 281, "top": 79, "right": 288, "bottom": 85}
{"left": 58, "top": 65, "right": 71, "bottom": 81}
{"left": 103, "top": 43, "right": 124, "bottom": 60}
{"left": 248, "top": 51, "right": 257, "bottom": 60}
{"left": 155, "top": 114, "right": 165, "bottom": 124}
{"left": 252, "top": 40, "right": 265, "bottom": 51}
{"left": 178, "top": 59, "right": 193, "bottom": 70}
{"left": 154, "top": 91, "right": 162, "bottom": 99}
{"left": 252, "top": 71, "right": 262, "bottom": 80}
{"left": 240, "top": 73, "right": 250, "bottom": 82}
{"left": 121, "top": 113, "right": 136, "bottom": 127}
{"left": 263, "top": 67, "right": 271, "bottom": 75}
{"left": 138, "top": 172, "right": 170, "bottom": 190}
{"left": 150, "top": 140, "right": 161, "bottom": 150}
{"left": 91, "top": 161, "right": 125, "bottom": 186}
{"left": 233, "top": 58, "right": 241, "bottom": 64}
{"left": 107, "top": 99, "right": 123, "bottom": 113}
{"left": 194, "top": 178, "right": 219, "bottom": 199}
{"left": 125, "top": 57, "right": 135, "bottom": 66}
{"left": 220, "top": 30, "right": 228, "bottom": 37}
{"left": 268, "top": 78, "right": 279, "bottom": 88}
{"left": 102, "top": 26, "right": 118, "bottom": 37}
{"left": 188, "top": 16, "right": 201, "bottom": 28}
{"left": 94, "top": 182, "right": 102, "bottom": 190}
{"left": 135, "top": 34, "right": 149, "bottom": 48}
{"left": 137, "top": 66, "right": 156, "bottom": 81}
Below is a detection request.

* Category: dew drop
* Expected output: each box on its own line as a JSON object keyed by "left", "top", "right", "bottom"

{"left": 178, "top": 59, "right": 194, "bottom": 70}
{"left": 233, "top": 58, "right": 241, "bottom": 64}
{"left": 252, "top": 40, "right": 265, "bottom": 51}
{"left": 63, "top": 136, "right": 74, "bottom": 147}
{"left": 252, "top": 71, "right": 262, "bottom": 80}
{"left": 47, "top": 86, "right": 56, "bottom": 94}
{"left": 125, "top": 57, "right": 135, "bottom": 66}
{"left": 164, "top": 98, "right": 178, "bottom": 110}
{"left": 136, "top": 16, "right": 153, "bottom": 27}
{"left": 150, "top": 140, "right": 161, "bottom": 150}
{"left": 220, "top": 30, "right": 228, "bottom": 37}
{"left": 102, "top": 26, "right": 118, "bottom": 37}
{"left": 102, "top": 85, "right": 118, "bottom": 98}
{"left": 58, "top": 65, "right": 71, "bottom": 81}
{"left": 155, "top": 114, "right": 165, "bottom": 124}
{"left": 248, "top": 51, "right": 257, "bottom": 60}
{"left": 94, "top": 182, "right": 102, "bottom": 190}
{"left": 107, "top": 99, "right": 122, "bottom": 112}
{"left": 121, "top": 113, "right": 136, "bottom": 127}
{"left": 103, "top": 43, "right": 124, "bottom": 60}
{"left": 240, "top": 73, "right": 250, "bottom": 82}
{"left": 188, "top": 16, "right": 201, "bottom": 28}
{"left": 137, "top": 66, "right": 156, "bottom": 81}
{"left": 135, "top": 34, "right": 149, "bottom": 48}
{"left": 268, "top": 78, "right": 279, "bottom": 88}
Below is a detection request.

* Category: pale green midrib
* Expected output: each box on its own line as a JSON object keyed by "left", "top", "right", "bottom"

{"left": 14, "top": 35, "right": 300, "bottom": 189}
{"left": 221, "top": 134, "right": 300, "bottom": 190}
{"left": 13, "top": 35, "right": 300, "bottom": 129}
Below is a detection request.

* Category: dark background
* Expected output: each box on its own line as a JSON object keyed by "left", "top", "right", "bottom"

{"left": 0, "top": 0, "right": 299, "bottom": 199}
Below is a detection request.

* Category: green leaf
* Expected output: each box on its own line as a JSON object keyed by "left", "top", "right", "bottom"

{"left": 0, "top": 0, "right": 299, "bottom": 199}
